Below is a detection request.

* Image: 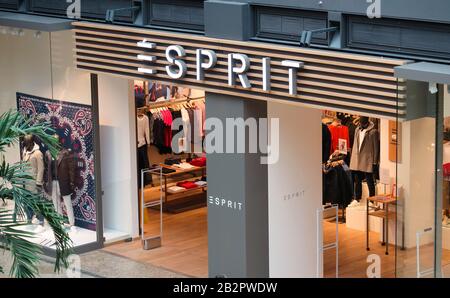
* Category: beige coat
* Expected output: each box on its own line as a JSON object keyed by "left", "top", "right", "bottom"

{"left": 22, "top": 143, "right": 44, "bottom": 191}
{"left": 349, "top": 122, "right": 379, "bottom": 173}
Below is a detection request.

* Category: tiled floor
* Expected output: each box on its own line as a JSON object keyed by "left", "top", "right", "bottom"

{"left": 0, "top": 250, "right": 186, "bottom": 278}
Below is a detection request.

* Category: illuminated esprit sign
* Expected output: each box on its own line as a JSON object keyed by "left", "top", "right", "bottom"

{"left": 136, "top": 39, "right": 304, "bottom": 96}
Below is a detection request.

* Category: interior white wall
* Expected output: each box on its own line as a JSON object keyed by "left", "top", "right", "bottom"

{"left": 0, "top": 29, "right": 53, "bottom": 164}
{"left": 267, "top": 102, "right": 322, "bottom": 278}
{"left": 50, "top": 31, "right": 91, "bottom": 105}
{"left": 0, "top": 30, "right": 52, "bottom": 102}
{"left": 444, "top": 86, "right": 450, "bottom": 118}
{"left": 98, "top": 75, "right": 139, "bottom": 239}
{"left": 0, "top": 29, "right": 92, "bottom": 163}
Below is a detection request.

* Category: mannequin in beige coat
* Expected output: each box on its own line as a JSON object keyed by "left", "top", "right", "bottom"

{"left": 350, "top": 117, "right": 379, "bottom": 201}
{"left": 22, "top": 134, "right": 44, "bottom": 224}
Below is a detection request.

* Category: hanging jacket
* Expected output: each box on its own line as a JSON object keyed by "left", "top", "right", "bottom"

{"left": 55, "top": 149, "right": 76, "bottom": 197}
{"left": 322, "top": 124, "right": 331, "bottom": 163}
{"left": 323, "top": 163, "right": 353, "bottom": 208}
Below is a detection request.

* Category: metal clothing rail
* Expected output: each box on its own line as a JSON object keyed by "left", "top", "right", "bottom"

{"left": 137, "top": 96, "right": 205, "bottom": 111}
{"left": 316, "top": 204, "right": 339, "bottom": 278}
{"left": 141, "top": 167, "right": 163, "bottom": 250}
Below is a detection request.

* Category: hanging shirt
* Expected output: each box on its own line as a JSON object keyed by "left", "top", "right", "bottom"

{"left": 328, "top": 124, "right": 350, "bottom": 154}
{"left": 196, "top": 101, "right": 206, "bottom": 135}
{"left": 180, "top": 108, "right": 190, "bottom": 149}
{"left": 443, "top": 142, "right": 450, "bottom": 177}
{"left": 188, "top": 108, "right": 195, "bottom": 143}
{"left": 164, "top": 109, "right": 173, "bottom": 126}
{"left": 444, "top": 142, "right": 450, "bottom": 164}
{"left": 194, "top": 108, "right": 203, "bottom": 141}
{"left": 137, "top": 114, "right": 150, "bottom": 148}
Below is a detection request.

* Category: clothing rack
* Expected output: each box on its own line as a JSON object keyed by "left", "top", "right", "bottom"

{"left": 137, "top": 96, "right": 205, "bottom": 111}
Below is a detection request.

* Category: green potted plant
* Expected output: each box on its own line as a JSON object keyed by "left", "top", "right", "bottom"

{"left": 0, "top": 110, "right": 72, "bottom": 278}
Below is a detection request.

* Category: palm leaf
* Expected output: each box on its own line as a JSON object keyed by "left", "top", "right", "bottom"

{"left": 0, "top": 209, "right": 40, "bottom": 278}
{"left": 0, "top": 109, "right": 72, "bottom": 278}
{"left": 0, "top": 110, "right": 59, "bottom": 157}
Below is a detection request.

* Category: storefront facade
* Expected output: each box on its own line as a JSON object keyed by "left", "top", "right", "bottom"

{"left": 1, "top": 0, "right": 450, "bottom": 278}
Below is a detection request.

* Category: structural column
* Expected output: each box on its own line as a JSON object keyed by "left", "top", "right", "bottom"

{"left": 206, "top": 93, "right": 269, "bottom": 278}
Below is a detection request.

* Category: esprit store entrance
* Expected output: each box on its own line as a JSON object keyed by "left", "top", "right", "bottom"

{"left": 73, "top": 21, "right": 415, "bottom": 278}
{"left": 320, "top": 110, "right": 393, "bottom": 278}
{"left": 267, "top": 102, "right": 398, "bottom": 278}
{"left": 103, "top": 80, "right": 209, "bottom": 277}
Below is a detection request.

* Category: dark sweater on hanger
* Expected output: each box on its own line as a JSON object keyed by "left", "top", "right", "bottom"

{"left": 323, "top": 163, "right": 353, "bottom": 208}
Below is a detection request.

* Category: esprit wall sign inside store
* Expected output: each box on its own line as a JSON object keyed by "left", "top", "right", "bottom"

{"left": 73, "top": 22, "right": 409, "bottom": 119}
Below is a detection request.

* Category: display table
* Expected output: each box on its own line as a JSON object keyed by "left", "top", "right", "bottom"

{"left": 366, "top": 195, "right": 397, "bottom": 255}
{"left": 148, "top": 163, "right": 206, "bottom": 213}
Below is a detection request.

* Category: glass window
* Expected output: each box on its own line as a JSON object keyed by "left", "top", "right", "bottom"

{"left": 0, "top": 28, "right": 100, "bottom": 250}
{"left": 441, "top": 85, "right": 450, "bottom": 276}
{"left": 396, "top": 82, "right": 438, "bottom": 277}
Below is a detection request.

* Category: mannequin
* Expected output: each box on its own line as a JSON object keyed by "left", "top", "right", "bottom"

{"left": 44, "top": 134, "right": 76, "bottom": 230}
{"left": 349, "top": 116, "right": 379, "bottom": 202}
{"left": 22, "top": 134, "right": 44, "bottom": 225}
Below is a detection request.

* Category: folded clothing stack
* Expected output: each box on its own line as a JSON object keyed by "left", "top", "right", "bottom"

{"left": 189, "top": 157, "right": 206, "bottom": 167}
{"left": 195, "top": 180, "right": 207, "bottom": 187}
{"left": 167, "top": 186, "right": 186, "bottom": 194}
{"left": 165, "top": 158, "right": 182, "bottom": 165}
{"left": 161, "top": 167, "right": 176, "bottom": 174}
{"left": 173, "top": 162, "right": 195, "bottom": 170}
{"left": 177, "top": 181, "right": 198, "bottom": 189}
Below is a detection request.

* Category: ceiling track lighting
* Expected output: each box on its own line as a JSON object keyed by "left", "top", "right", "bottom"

{"left": 10, "top": 28, "right": 19, "bottom": 36}
{"left": 299, "top": 26, "right": 338, "bottom": 47}
{"left": 429, "top": 82, "right": 438, "bottom": 95}
{"left": 0, "top": 27, "right": 26, "bottom": 37}
{"left": 105, "top": 5, "right": 140, "bottom": 23}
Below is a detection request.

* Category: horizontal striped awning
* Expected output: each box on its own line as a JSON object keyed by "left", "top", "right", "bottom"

{"left": 73, "top": 21, "right": 410, "bottom": 119}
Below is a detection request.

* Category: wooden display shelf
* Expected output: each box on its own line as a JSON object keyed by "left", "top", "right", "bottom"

{"left": 157, "top": 163, "right": 205, "bottom": 177}
{"left": 366, "top": 195, "right": 398, "bottom": 255}
{"left": 166, "top": 185, "right": 207, "bottom": 195}
{"left": 369, "top": 210, "right": 396, "bottom": 219}
{"left": 368, "top": 195, "right": 398, "bottom": 204}
{"left": 146, "top": 163, "right": 207, "bottom": 213}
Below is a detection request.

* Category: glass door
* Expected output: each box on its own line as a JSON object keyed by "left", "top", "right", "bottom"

{"left": 441, "top": 85, "right": 450, "bottom": 277}
{"left": 395, "top": 81, "right": 441, "bottom": 278}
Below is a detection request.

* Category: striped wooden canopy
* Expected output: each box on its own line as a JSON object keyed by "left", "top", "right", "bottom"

{"left": 73, "top": 21, "right": 410, "bottom": 119}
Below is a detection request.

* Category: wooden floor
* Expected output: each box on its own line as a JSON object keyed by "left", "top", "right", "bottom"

{"left": 323, "top": 219, "right": 395, "bottom": 278}
{"left": 105, "top": 207, "right": 450, "bottom": 278}
{"left": 104, "top": 207, "right": 208, "bottom": 277}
